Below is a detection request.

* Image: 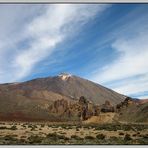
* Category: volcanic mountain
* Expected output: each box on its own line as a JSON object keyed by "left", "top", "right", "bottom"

{"left": 0, "top": 73, "right": 126, "bottom": 121}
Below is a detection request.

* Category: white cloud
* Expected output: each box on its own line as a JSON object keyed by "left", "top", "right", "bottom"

{"left": 91, "top": 26, "right": 148, "bottom": 99}
{"left": 0, "top": 4, "right": 109, "bottom": 83}
{"left": 113, "top": 75, "right": 148, "bottom": 96}
{"left": 0, "top": 4, "right": 44, "bottom": 46}
{"left": 96, "top": 33, "right": 148, "bottom": 83}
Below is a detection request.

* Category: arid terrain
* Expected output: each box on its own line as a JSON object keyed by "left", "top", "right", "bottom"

{"left": 0, "top": 74, "right": 147, "bottom": 145}
{"left": 0, "top": 122, "right": 147, "bottom": 145}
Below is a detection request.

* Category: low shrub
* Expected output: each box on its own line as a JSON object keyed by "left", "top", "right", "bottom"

{"left": 10, "top": 126, "right": 17, "bottom": 130}
{"left": 137, "top": 132, "right": 140, "bottom": 135}
{"left": 108, "top": 136, "right": 125, "bottom": 144}
{"left": 31, "top": 127, "right": 36, "bottom": 131}
{"left": 143, "top": 134, "right": 148, "bottom": 138}
{"left": 96, "top": 134, "right": 105, "bottom": 140}
{"left": 28, "top": 124, "right": 33, "bottom": 128}
{"left": 132, "top": 134, "right": 137, "bottom": 137}
{"left": 76, "top": 125, "right": 82, "bottom": 129}
{"left": 4, "top": 135, "right": 16, "bottom": 141}
{"left": 0, "top": 126, "right": 8, "bottom": 130}
{"left": 28, "top": 135, "right": 43, "bottom": 144}
{"left": 46, "top": 133, "right": 69, "bottom": 141}
{"left": 119, "top": 132, "right": 124, "bottom": 135}
{"left": 124, "top": 134, "right": 132, "bottom": 141}
{"left": 71, "top": 135, "right": 83, "bottom": 140}
{"left": 84, "top": 135, "right": 95, "bottom": 140}
{"left": 40, "top": 124, "right": 45, "bottom": 127}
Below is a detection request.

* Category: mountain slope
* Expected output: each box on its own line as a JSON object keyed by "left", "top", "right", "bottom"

{"left": 0, "top": 73, "right": 126, "bottom": 121}
{"left": 4, "top": 73, "right": 126, "bottom": 105}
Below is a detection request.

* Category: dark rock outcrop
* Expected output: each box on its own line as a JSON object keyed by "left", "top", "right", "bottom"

{"left": 116, "top": 97, "right": 136, "bottom": 112}
{"left": 101, "top": 100, "right": 114, "bottom": 113}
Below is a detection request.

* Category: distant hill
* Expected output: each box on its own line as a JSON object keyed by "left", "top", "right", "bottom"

{"left": 138, "top": 99, "right": 148, "bottom": 104}
{"left": 117, "top": 100, "right": 148, "bottom": 123}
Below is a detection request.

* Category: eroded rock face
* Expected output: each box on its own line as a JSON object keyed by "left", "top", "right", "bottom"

{"left": 48, "top": 96, "right": 101, "bottom": 121}
{"left": 101, "top": 100, "right": 114, "bottom": 113}
{"left": 74, "top": 96, "right": 100, "bottom": 121}
{"left": 49, "top": 99, "right": 69, "bottom": 114}
{"left": 48, "top": 96, "right": 137, "bottom": 122}
{"left": 94, "top": 105, "right": 100, "bottom": 116}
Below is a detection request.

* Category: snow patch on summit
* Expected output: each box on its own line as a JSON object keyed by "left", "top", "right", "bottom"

{"left": 58, "top": 73, "right": 72, "bottom": 81}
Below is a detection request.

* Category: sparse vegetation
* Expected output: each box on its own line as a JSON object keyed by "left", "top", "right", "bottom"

{"left": 0, "top": 122, "right": 147, "bottom": 144}
{"left": 41, "top": 124, "right": 45, "bottom": 128}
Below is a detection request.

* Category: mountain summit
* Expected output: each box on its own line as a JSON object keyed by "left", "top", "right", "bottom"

{"left": 8, "top": 73, "right": 125, "bottom": 105}
{"left": 58, "top": 73, "right": 72, "bottom": 81}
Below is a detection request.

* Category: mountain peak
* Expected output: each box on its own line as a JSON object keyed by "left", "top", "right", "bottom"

{"left": 58, "top": 73, "right": 72, "bottom": 81}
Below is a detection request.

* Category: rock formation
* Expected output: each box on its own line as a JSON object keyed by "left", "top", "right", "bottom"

{"left": 116, "top": 97, "right": 135, "bottom": 112}
{"left": 101, "top": 100, "right": 114, "bottom": 113}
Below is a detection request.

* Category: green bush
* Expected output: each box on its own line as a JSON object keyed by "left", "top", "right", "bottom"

{"left": 108, "top": 136, "right": 124, "bottom": 144}
{"left": 58, "top": 135, "right": 69, "bottom": 140}
{"left": 28, "top": 135, "right": 43, "bottom": 144}
{"left": 19, "top": 138, "right": 26, "bottom": 144}
{"left": 84, "top": 135, "right": 95, "bottom": 140}
{"left": 71, "top": 135, "right": 83, "bottom": 140}
{"left": 46, "top": 133, "right": 57, "bottom": 138}
{"left": 22, "top": 124, "right": 26, "bottom": 128}
{"left": 124, "top": 134, "right": 132, "bottom": 141}
{"left": 119, "top": 132, "right": 124, "bottom": 135}
{"left": 10, "top": 125, "right": 17, "bottom": 130}
{"left": 143, "top": 134, "right": 148, "bottom": 138}
{"left": 0, "top": 125, "right": 17, "bottom": 130}
{"left": 4, "top": 135, "right": 16, "bottom": 141}
{"left": 96, "top": 134, "right": 105, "bottom": 140}
{"left": 132, "top": 134, "right": 137, "bottom": 137}
{"left": 28, "top": 124, "right": 33, "bottom": 128}
{"left": 76, "top": 125, "right": 82, "bottom": 128}
{"left": 46, "top": 132, "right": 70, "bottom": 142}
{"left": 31, "top": 127, "right": 36, "bottom": 131}
{"left": 0, "top": 126, "right": 8, "bottom": 130}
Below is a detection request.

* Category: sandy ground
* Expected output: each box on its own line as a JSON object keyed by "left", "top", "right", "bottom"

{"left": 0, "top": 122, "right": 147, "bottom": 140}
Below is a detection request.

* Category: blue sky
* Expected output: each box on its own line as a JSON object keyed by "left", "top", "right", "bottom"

{"left": 0, "top": 4, "right": 148, "bottom": 99}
